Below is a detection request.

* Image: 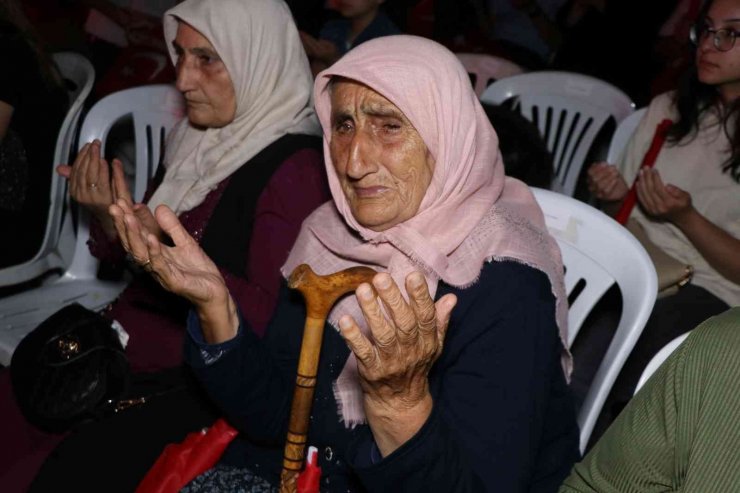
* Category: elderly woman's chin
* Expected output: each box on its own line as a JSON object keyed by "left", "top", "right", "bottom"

{"left": 185, "top": 104, "right": 235, "bottom": 129}
{"left": 348, "top": 197, "right": 418, "bottom": 232}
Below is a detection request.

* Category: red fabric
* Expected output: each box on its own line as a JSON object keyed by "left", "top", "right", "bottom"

{"left": 95, "top": 48, "right": 176, "bottom": 99}
{"left": 688, "top": 0, "right": 701, "bottom": 19}
{"left": 296, "top": 452, "right": 322, "bottom": 493}
{"left": 615, "top": 119, "right": 674, "bottom": 225}
{"left": 135, "top": 419, "right": 238, "bottom": 493}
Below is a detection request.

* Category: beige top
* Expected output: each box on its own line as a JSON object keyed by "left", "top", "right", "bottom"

{"left": 618, "top": 92, "right": 740, "bottom": 306}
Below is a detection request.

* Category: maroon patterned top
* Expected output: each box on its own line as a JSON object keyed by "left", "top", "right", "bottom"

{"left": 89, "top": 148, "right": 329, "bottom": 372}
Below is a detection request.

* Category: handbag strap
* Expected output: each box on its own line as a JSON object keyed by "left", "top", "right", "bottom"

{"left": 615, "top": 118, "right": 673, "bottom": 225}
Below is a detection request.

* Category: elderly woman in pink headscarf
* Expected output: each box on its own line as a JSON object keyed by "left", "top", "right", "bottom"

{"left": 115, "top": 35, "right": 579, "bottom": 492}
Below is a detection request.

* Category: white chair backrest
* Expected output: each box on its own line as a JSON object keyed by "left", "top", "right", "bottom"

{"left": 0, "top": 52, "right": 94, "bottom": 288}
{"left": 482, "top": 72, "right": 634, "bottom": 196}
{"left": 531, "top": 187, "right": 657, "bottom": 452}
{"left": 634, "top": 332, "right": 690, "bottom": 394}
{"left": 64, "top": 84, "right": 185, "bottom": 282}
{"left": 606, "top": 107, "right": 646, "bottom": 164}
{"left": 456, "top": 53, "right": 525, "bottom": 97}
{"left": 0, "top": 85, "right": 184, "bottom": 366}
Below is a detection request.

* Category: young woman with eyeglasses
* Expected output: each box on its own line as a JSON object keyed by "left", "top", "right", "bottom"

{"left": 585, "top": 0, "right": 740, "bottom": 439}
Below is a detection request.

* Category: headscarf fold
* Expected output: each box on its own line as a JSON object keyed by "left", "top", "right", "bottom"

{"left": 283, "top": 35, "right": 569, "bottom": 427}
{"left": 149, "top": 0, "right": 320, "bottom": 214}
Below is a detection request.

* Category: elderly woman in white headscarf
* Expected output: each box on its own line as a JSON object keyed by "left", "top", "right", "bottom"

{"left": 113, "top": 35, "right": 579, "bottom": 492}
{"left": 22, "top": 0, "right": 326, "bottom": 491}
{"left": 53, "top": 0, "right": 327, "bottom": 372}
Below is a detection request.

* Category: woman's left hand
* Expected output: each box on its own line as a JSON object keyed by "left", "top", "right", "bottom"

{"left": 109, "top": 201, "right": 238, "bottom": 343}
{"left": 636, "top": 167, "right": 693, "bottom": 225}
{"left": 339, "top": 272, "right": 457, "bottom": 456}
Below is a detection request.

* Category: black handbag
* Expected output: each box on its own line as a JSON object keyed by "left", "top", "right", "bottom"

{"left": 10, "top": 303, "right": 130, "bottom": 433}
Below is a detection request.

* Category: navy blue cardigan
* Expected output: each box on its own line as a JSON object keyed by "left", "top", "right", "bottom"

{"left": 185, "top": 260, "right": 579, "bottom": 492}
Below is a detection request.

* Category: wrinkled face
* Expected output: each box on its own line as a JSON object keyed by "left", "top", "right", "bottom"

{"left": 329, "top": 79, "right": 435, "bottom": 232}
{"left": 173, "top": 21, "right": 236, "bottom": 128}
{"left": 696, "top": 0, "right": 740, "bottom": 100}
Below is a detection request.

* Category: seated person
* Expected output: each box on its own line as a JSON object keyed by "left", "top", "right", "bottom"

{"left": 586, "top": 0, "right": 740, "bottom": 435}
{"left": 113, "top": 35, "right": 579, "bottom": 491}
{"left": 300, "top": 0, "right": 400, "bottom": 75}
{"left": 485, "top": 0, "right": 565, "bottom": 69}
{"left": 57, "top": 0, "right": 328, "bottom": 372}
{"left": 79, "top": 0, "right": 178, "bottom": 97}
{"left": 3, "top": 0, "right": 327, "bottom": 490}
{"left": 0, "top": 0, "right": 67, "bottom": 268}
{"left": 560, "top": 307, "right": 740, "bottom": 492}
{"left": 483, "top": 102, "right": 554, "bottom": 188}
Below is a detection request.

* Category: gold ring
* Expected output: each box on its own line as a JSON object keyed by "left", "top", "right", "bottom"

{"left": 141, "top": 258, "right": 152, "bottom": 269}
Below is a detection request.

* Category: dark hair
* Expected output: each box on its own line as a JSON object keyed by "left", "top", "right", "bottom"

{"left": 668, "top": 0, "right": 740, "bottom": 182}
{"left": 482, "top": 103, "right": 554, "bottom": 189}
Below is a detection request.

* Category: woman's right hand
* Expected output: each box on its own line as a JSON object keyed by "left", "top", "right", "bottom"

{"left": 57, "top": 141, "right": 120, "bottom": 238}
{"left": 109, "top": 201, "right": 238, "bottom": 343}
{"left": 58, "top": 140, "right": 164, "bottom": 241}
{"left": 587, "top": 161, "right": 629, "bottom": 202}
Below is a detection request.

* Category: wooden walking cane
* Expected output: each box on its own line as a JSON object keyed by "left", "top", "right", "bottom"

{"left": 279, "top": 264, "right": 377, "bottom": 493}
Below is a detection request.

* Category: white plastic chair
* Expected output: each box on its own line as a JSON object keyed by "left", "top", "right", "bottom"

{"left": 0, "top": 85, "right": 184, "bottom": 366}
{"left": 0, "top": 52, "right": 95, "bottom": 287}
{"left": 634, "top": 332, "right": 690, "bottom": 394}
{"left": 482, "top": 72, "right": 635, "bottom": 196}
{"left": 531, "top": 187, "right": 657, "bottom": 452}
{"left": 606, "top": 107, "right": 646, "bottom": 165}
{"left": 65, "top": 84, "right": 185, "bottom": 283}
{"left": 455, "top": 53, "right": 525, "bottom": 97}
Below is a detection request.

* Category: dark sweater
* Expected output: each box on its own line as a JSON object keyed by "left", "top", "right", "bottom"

{"left": 186, "top": 260, "right": 580, "bottom": 492}
{"left": 319, "top": 12, "right": 400, "bottom": 56}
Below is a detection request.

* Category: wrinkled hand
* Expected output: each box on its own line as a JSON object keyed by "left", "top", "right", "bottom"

{"left": 110, "top": 202, "right": 237, "bottom": 341}
{"left": 338, "top": 272, "right": 457, "bottom": 453}
{"left": 57, "top": 141, "right": 127, "bottom": 238}
{"left": 108, "top": 157, "right": 164, "bottom": 242}
{"left": 635, "top": 168, "right": 693, "bottom": 224}
{"left": 587, "top": 161, "right": 629, "bottom": 202}
{"left": 110, "top": 202, "right": 227, "bottom": 305}
{"left": 299, "top": 31, "right": 339, "bottom": 64}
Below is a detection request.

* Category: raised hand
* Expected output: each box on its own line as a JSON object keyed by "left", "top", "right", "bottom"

{"left": 338, "top": 272, "right": 457, "bottom": 456}
{"left": 109, "top": 202, "right": 237, "bottom": 342}
{"left": 109, "top": 158, "right": 164, "bottom": 242}
{"left": 635, "top": 168, "right": 693, "bottom": 224}
{"left": 587, "top": 161, "right": 630, "bottom": 202}
{"left": 57, "top": 140, "right": 119, "bottom": 237}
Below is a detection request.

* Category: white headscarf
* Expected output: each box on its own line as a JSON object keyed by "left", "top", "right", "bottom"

{"left": 148, "top": 0, "right": 320, "bottom": 214}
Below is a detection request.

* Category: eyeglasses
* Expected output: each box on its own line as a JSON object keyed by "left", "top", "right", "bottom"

{"left": 690, "top": 24, "right": 740, "bottom": 52}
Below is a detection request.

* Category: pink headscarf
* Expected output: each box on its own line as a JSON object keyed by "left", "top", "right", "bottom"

{"left": 283, "top": 35, "right": 569, "bottom": 427}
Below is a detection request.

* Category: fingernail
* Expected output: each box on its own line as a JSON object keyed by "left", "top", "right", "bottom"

{"left": 339, "top": 316, "right": 352, "bottom": 329}
{"left": 409, "top": 272, "right": 424, "bottom": 288}
{"left": 374, "top": 274, "right": 391, "bottom": 289}
{"left": 357, "top": 284, "right": 373, "bottom": 300}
